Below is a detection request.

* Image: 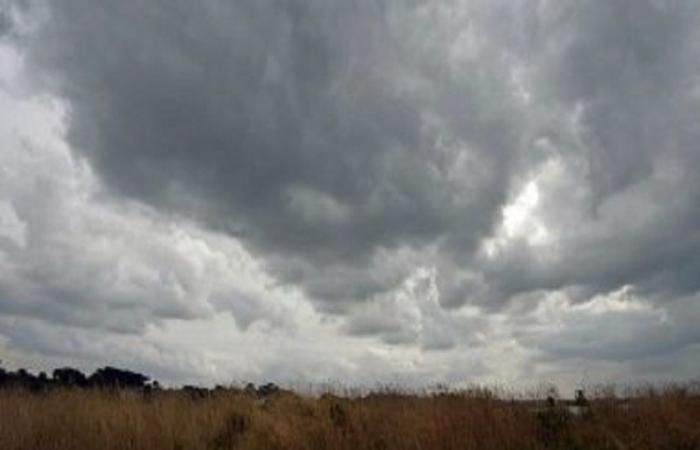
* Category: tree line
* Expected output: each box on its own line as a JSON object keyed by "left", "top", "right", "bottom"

{"left": 0, "top": 363, "right": 283, "bottom": 398}
{"left": 0, "top": 364, "right": 154, "bottom": 390}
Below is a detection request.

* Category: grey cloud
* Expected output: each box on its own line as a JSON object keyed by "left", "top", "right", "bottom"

{"left": 340, "top": 268, "right": 488, "bottom": 351}
{"left": 0, "top": 94, "right": 294, "bottom": 337}
{"left": 24, "top": 0, "right": 700, "bottom": 317}
{"left": 461, "top": 0, "right": 700, "bottom": 309}
{"left": 533, "top": 0, "right": 700, "bottom": 202}
{"left": 0, "top": 10, "right": 10, "bottom": 38}
{"left": 528, "top": 291, "right": 700, "bottom": 363}
{"left": 0, "top": 0, "right": 33, "bottom": 40}
{"left": 0, "top": 1, "right": 16, "bottom": 38}
{"left": 0, "top": 315, "right": 221, "bottom": 384}
{"left": 18, "top": 0, "right": 529, "bottom": 311}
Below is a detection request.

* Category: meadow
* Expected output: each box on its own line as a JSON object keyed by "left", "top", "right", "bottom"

{"left": 1, "top": 382, "right": 699, "bottom": 450}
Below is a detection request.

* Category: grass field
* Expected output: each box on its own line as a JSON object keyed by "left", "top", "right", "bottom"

{"left": 0, "top": 384, "right": 699, "bottom": 450}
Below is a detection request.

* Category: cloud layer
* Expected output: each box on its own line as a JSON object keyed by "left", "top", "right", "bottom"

{"left": 1, "top": 0, "right": 699, "bottom": 389}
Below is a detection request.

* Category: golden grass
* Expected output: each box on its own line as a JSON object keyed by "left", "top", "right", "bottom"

{"left": 0, "top": 384, "right": 699, "bottom": 450}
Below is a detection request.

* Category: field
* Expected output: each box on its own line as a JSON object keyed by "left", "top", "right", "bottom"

{"left": 0, "top": 384, "right": 699, "bottom": 450}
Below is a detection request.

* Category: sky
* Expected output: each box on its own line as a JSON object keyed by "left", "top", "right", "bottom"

{"left": 0, "top": 0, "right": 699, "bottom": 392}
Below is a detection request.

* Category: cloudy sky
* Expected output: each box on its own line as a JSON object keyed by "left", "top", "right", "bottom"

{"left": 1, "top": 0, "right": 699, "bottom": 391}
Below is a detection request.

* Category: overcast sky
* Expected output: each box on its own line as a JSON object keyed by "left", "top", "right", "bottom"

{"left": 1, "top": 0, "right": 699, "bottom": 391}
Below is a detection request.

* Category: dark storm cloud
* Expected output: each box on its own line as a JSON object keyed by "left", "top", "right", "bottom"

{"left": 18, "top": 0, "right": 529, "bottom": 310}
{"left": 538, "top": 0, "right": 700, "bottom": 203}
{"left": 0, "top": 2, "right": 16, "bottom": 38}
{"left": 0, "top": 0, "right": 33, "bottom": 39}
{"left": 0, "top": 12, "right": 10, "bottom": 38}
{"left": 470, "top": 0, "right": 700, "bottom": 308}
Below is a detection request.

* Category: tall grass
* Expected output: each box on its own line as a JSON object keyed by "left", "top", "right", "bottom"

{"left": 0, "top": 384, "right": 699, "bottom": 450}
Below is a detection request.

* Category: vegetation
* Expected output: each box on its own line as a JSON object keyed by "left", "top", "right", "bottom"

{"left": 0, "top": 366, "right": 699, "bottom": 450}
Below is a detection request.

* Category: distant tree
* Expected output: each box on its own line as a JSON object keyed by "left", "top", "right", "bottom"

{"left": 183, "top": 385, "right": 211, "bottom": 399}
{"left": 0, "top": 366, "right": 8, "bottom": 387}
{"left": 89, "top": 366, "right": 149, "bottom": 389}
{"left": 257, "top": 382, "right": 280, "bottom": 398}
{"left": 53, "top": 367, "right": 88, "bottom": 387}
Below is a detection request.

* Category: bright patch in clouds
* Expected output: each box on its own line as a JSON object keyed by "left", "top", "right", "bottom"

{"left": 483, "top": 179, "right": 551, "bottom": 258}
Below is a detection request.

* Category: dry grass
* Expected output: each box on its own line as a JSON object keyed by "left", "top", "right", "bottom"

{"left": 0, "top": 384, "right": 699, "bottom": 450}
